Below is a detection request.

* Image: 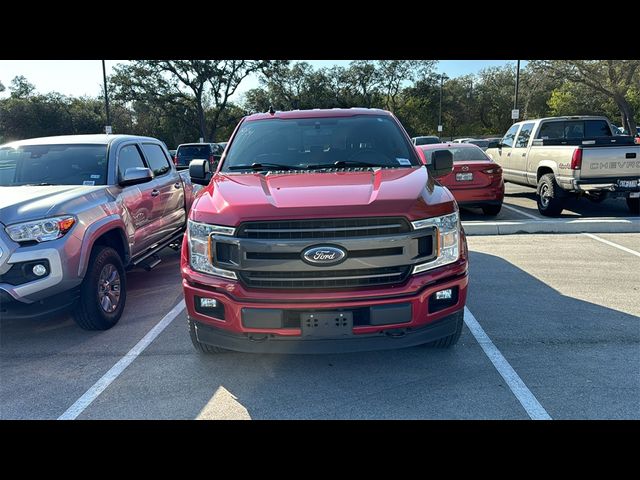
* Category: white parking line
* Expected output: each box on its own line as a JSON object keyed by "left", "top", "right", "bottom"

{"left": 463, "top": 307, "right": 552, "bottom": 420}
{"left": 582, "top": 233, "right": 640, "bottom": 258}
{"left": 58, "top": 300, "right": 186, "bottom": 420}
{"left": 502, "top": 203, "right": 541, "bottom": 220}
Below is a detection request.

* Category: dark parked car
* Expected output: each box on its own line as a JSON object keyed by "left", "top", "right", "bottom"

{"left": 412, "top": 136, "right": 440, "bottom": 146}
{"left": 175, "top": 143, "right": 224, "bottom": 171}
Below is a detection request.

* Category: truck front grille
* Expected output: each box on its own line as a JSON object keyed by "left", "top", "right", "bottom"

{"left": 238, "top": 266, "right": 411, "bottom": 289}
{"left": 237, "top": 217, "right": 411, "bottom": 240}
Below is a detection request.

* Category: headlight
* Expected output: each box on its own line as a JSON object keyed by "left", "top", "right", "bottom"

{"left": 411, "top": 212, "right": 460, "bottom": 274}
{"left": 6, "top": 216, "right": 76, "bottom": 243}
{"left": 187, "top": 220, "right": 237, "bottom": 279}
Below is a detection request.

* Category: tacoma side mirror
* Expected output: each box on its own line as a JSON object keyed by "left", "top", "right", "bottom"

{"left": 120, "top": 167, "right": 154, "bottom": 186}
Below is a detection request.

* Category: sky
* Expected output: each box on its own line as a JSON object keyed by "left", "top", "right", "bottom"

{"left": 0, "top": 60, "right": 519, "bottom": 101}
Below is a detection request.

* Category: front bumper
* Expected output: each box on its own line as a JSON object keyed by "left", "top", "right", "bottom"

{"left": 190, "top": 308, "right": 463, "bottom": 354}
{"left": 182, "top": 260, "right": 468, "bottom": 353}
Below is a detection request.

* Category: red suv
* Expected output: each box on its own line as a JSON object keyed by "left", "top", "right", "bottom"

{"left": 182, "top": 108, "right": 468, "bottom": 354}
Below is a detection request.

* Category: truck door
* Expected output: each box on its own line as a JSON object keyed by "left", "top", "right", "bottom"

{"left": 494, "top": 123, "right": 521, "bottom": 183}
{"left": 116, "top": 143, "right": 157, "bottom": 252}
{"left": 512, "top": 122, "right": 535, "bottom": 185}
{"left": 140, "top": 143, "right": 186, "bottom": 241}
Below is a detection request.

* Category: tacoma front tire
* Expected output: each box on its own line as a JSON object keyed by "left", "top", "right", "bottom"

{"left": 73, "top": 246, "right": 126, "bottom": 330}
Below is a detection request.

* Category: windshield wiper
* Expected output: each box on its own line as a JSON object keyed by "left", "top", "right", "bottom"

{"left": 19, "top": 182, "right": 57, "bottom": 186}
{"left": 306, "top": 160, "right": 389, "bottom": 170}
{"left": 228, "top": 162, "right": 304, "bottom": 171}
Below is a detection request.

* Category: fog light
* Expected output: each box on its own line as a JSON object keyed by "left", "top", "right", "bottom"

{"left": 32, "top": 264, "right": 47, "bottom": 277}
{"left": 436, "top": 289, "right": 452, "bottom": 300}
{"left": 199, "top": 297, "right": 217, "bottom": 308}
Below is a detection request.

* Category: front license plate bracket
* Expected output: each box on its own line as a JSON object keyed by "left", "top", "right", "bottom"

{"left": 301, "top": 311, "right": 354, "bottom": 337}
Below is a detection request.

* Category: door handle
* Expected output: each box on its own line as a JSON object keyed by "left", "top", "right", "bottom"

{"left": 174, "top": 182, "right": 181, "bottom": 189}
{"left": 521, "top": 153, "right": 526, "bottom": 157}
{"left": 507, "top": 153, "right": 511, "bottom": 157}
{"left": 151, "top": 189, "right": 160, "bottom": 197}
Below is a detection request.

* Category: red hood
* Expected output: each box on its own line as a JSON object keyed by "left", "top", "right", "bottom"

{"left": 191, "top": 167, "right": 456, "bottom": 226}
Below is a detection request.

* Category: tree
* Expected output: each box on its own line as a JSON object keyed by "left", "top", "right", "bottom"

{"left": 0, "top": 80, "right": 5, "bottom": 93}
{"left": 376, "top": 60, "right": 437, "bottom": 111}
{"left": 111, "top": 60, "right": 268, "bottom": 141}
{"left": 10, "top": 76, "right": 36, "bottom": 98}
{"left": 530, "top": 60, "right": 639, "bottom": 135}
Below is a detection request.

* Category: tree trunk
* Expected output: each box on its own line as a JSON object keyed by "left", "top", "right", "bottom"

{"left": 196, "top": 94, "right": 206, "bottom": 142}
{"left": 613, "top": 93, "right": 637, "bottom": 136}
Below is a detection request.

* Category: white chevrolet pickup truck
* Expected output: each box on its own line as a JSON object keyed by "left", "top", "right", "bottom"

{"left": 485, "top": 116, "right": 640, "bottom": 216}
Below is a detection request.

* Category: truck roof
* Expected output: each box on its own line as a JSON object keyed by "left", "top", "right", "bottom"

{"left": 518, "top": 115, "right": 609, "bottom": 123}
{"left": 1, "top": 134, "right": 162, "bottom": 148}
{"left": 244, "top": 107, "right": 392, "bottom": 122}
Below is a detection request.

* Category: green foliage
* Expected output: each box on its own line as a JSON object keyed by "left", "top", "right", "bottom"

{"left": 2, "top": 60, "right": 638, "bottom": 147}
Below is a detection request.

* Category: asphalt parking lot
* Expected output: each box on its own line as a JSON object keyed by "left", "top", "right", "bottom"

{"left": 2, "top": 231, "right": 638, "bottom": 420}
{"left": 459, "top": 182, "right": 635, "bottom": 221}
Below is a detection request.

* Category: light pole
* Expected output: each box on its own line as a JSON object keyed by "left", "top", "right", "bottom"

{"left": 438, "top": 73, "right": 447, "bottom": 136}
{"left": 102, "top": 60, "right": 111, "bottom": 133}
{"left": 513, "top": 59, "right": 520, "bottom": 123}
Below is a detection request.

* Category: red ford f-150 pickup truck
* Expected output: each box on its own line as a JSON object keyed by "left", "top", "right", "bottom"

{"left": 181, "top": 108, "right": 468, "bottom": 354}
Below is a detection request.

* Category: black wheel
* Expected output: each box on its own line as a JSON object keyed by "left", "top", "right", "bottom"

{"left": 627, "top": 197, "right": 640, "bottom": 215}
{"left": 481, "top": 203, "right": 502, "bottom": 216}
{"left": 188, "top": 318, "right": 229, "bottom": 354}
{"left": 425, "top": 310, "right": 464, "bottom": 348}
{"left": 73, "top": 246, "right": 126, "bottom": 330}
{"left": 536, "top": 173, "right": 565, "bottom": 217}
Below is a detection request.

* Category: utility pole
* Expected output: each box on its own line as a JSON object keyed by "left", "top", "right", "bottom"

{"left": 102, "top": 60, "right": 111, "bottom": 134}
{"left": 438, "top": 73, "right": 445, "bottom": 136}
{"left": 513, "top": 59, "right": 520, "bottom": 123}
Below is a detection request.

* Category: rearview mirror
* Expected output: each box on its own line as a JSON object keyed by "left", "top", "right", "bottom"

{"left": 427, "top": 149, "right": 453, "bottom": 178}
{"left": 189, "top": 159, "right": 211, "bottom": 186}
{"left": 119, "top": 167, "right": 154, "bottom": 186}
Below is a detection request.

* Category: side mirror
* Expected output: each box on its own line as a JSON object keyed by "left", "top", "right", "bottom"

{"left": 189, "top": 158, "right": 211, "bottom": 186}
{"left": 496, "top": 142, "right": 503, "bottom": 149}
{"left": 119, "top": 167, "right": 154, "bottom": 186}
{"left": 427, "top": 149, "right": 453, "bottom": 178}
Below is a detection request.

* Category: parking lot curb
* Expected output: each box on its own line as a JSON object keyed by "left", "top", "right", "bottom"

{"left": 462, "top": 217, "right": 640, "bottom": 236}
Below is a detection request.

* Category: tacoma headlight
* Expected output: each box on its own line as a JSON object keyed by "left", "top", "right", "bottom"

{"left": 411, "top": 212, "right": 460, "bottom": 274}
{"left": 187, "top": 220, "right": 237, "bottom": 279}
{"left": 6, "top": 216, "right": 76, "bottom": 243}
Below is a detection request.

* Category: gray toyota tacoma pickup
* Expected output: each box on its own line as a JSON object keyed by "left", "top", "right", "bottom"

{"left": 0, "top": 134, "right": 195, "bottom": 329}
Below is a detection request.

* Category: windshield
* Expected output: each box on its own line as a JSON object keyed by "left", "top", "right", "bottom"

{"left": 423, "top": 146, "right": 489, "bottom": 163}
{"left": 414, "top": 136, "right": 440, "bottom": 145}
{"left": 222, "top": 115, "right": 420, "bottom": 171}
{"left": 0, "top": 144, "right": 108, "bottom": 186}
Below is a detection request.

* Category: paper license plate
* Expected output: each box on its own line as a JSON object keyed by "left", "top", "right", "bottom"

{"left": 456, "top": 173, "right": 473, "bottom": 181}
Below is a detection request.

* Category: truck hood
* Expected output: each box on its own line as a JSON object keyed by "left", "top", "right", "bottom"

{"left": 191, "top": 167, "right": 456, "bottom": 226}
{"left": 0, "top": 185, "right": 109, "bottom": 225}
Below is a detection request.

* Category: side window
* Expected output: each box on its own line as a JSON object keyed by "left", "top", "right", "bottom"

{"left": 585, "top": 120, "right": 611, "bottom": 137}
{"left": 515, "top": 123, "right": 534, "bottom": 148}
{"left": 501, "top": 124, "right": 520, "bottom": 148}
{"left": 142, "top": 143, "right": 171, "bottom": 176}
{"left": 537, "top": 121, "right": 565, "bottom": 139}
{"left": 118, "top": 144, "right": 146, "bottom": 179}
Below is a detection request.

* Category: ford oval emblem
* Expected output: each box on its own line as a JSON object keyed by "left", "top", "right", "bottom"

{"left": 301, "top": 245, "right": 347, "bottom": 266}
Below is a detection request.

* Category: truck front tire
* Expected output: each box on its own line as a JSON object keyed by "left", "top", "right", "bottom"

{"left": 189, "top": 318, "right": 229, "bottom": 354}
{"left": 627, "top": 197, "right": 639, "bottom": 215}
{"left": 73, "top": 246, "right": 126, "bottom": 330}
{"left": 536, "top": 173, "right": 565, "bottom": 217}
{"left": 425, "top": 309, "right": 464, "bottom": 348}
